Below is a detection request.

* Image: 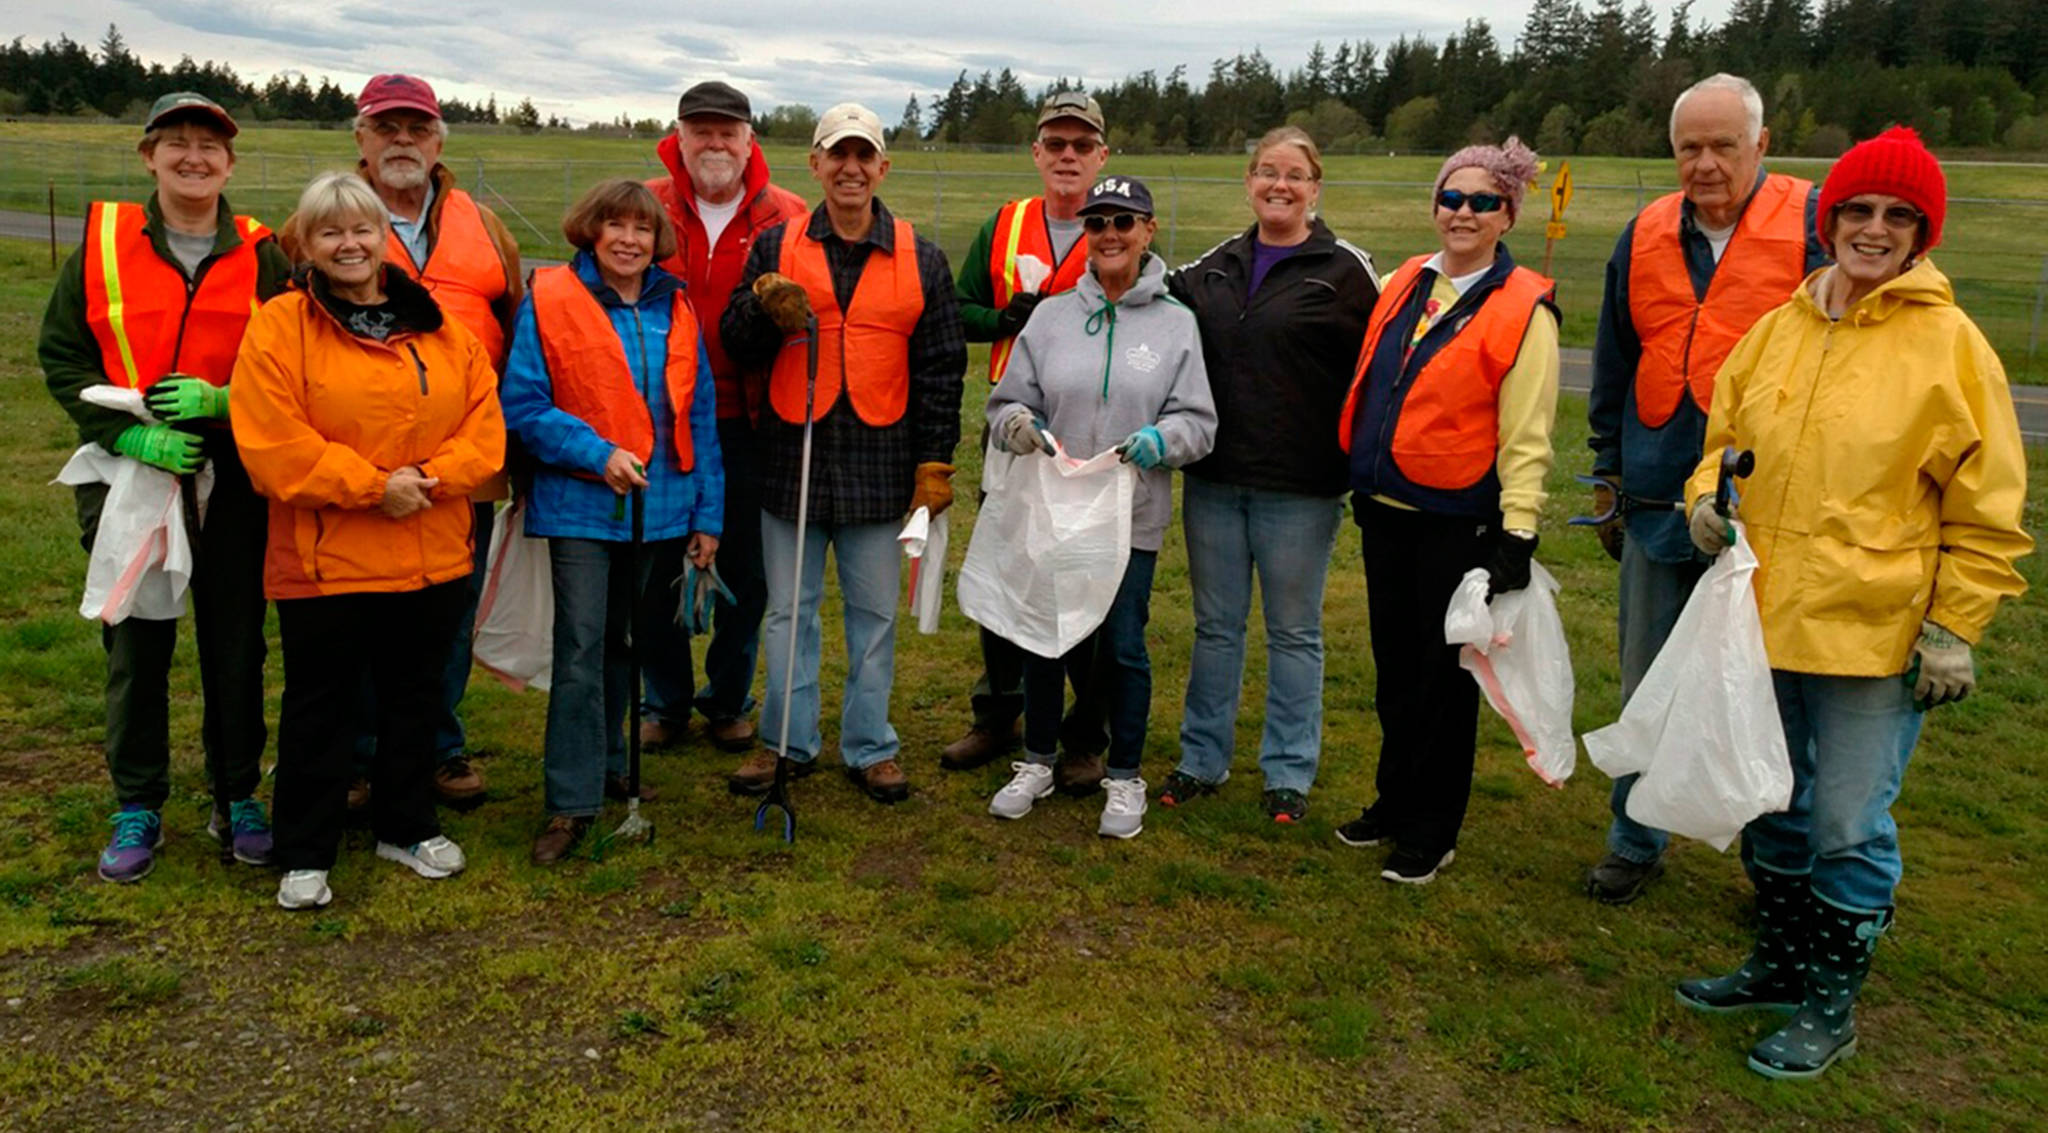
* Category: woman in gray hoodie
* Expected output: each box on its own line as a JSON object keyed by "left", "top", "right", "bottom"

{"left": 983, "top": 176, "right": 1218, "bottom": 839}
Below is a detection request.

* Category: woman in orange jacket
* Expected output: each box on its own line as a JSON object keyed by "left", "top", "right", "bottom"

{"left": 231, "top": 172, "right": 505, "bottom": 911}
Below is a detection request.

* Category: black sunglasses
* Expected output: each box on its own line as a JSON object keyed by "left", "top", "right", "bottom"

{"left": 1039, "top": 136, "right": 1101, "bottom": 155}
{"left": 1834, "top": 201, "right": 1924, "bottom": 231}
{"left": 1436, "top": 189, "right": 1507, "bottom": 214}
{"left": 1083, "top": 213, "right": 1146, "bottom": 233}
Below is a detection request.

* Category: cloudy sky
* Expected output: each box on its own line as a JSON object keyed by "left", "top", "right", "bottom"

{"left": 13, "top": 0, "right": 1735, "bottom": 125}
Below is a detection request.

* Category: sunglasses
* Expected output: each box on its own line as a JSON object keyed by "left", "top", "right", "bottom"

{"left": 1039, "top": 136, "right": 1102, "bottom": 155}
{"left": 1835, "top": 201, "right": 1924, "bottom": 230}
{"left": 1083, "top": 213, "right": 1146, "bottom": 233}
{"left": 1436, "top": 189, "right": 1506, "bottom": 214}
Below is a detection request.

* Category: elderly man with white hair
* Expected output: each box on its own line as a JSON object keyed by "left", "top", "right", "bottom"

{"left": 1582, "top": 73, "right": 1825, "bottom": 904}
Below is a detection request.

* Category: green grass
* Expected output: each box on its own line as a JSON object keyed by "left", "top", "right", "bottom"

{"left": 1, "top": 229, "right": 2045, "bottom": 1128}
{"left": 5, "top": 122, "right": 2048, "bottom": 382}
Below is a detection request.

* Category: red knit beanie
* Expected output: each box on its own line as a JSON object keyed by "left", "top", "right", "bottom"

{"left": 1816, "top": 126, "right": 1946, "bottom": 253}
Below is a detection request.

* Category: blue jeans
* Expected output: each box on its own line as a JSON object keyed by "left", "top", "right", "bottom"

{"left": 1024, "top": 550, "right": 1157, "bottom": 779}
{"left": 1743, "top": 670, "right": 1922, "bottom": 913}
{"left": 542, "top": 537, "right": 660, "bottom": 817}
{"left": 759, "top": 512, "right": 900, "bottom": 770}
{"left": 1605, "top": 538, "right": 1709, "bottom": 863}
{"left": 1175, "top": 478, "right": 1341, "bottom": 793}
{"left": 637, "top": 537, "right": 698, "bottom": 728}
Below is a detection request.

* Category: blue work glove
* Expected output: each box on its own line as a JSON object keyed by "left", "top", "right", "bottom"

{"left": 144, "top": 374, "right": 230, "bottom": 423}
{"left": 114, "top": 423, "right": 206, "bottom": 475}
{"left": 1116, "top": 425, "right": 1167, "bottom": 471}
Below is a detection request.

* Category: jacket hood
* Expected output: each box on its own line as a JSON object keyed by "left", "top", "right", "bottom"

{"left": 569, "top": 248, "right": 681, "bottom": 307}
{"left": 1796, "top": 257, "right": 1954, "bottom": 325}
{"left": 654, "top": 133, "right": 775, "bottom": 216}
{"left": 1075, "top": 251, "right": 1170, "bottom": 309}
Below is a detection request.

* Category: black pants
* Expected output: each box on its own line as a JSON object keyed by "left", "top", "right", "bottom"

{"left": 273, "top": 579, "right": 468, "bottom": 870}
{"left": 79, "top": 437, "right": 269, "bottom": 811}
{"left": 1357, "top": 498, "right": 1491, "bottom": 857}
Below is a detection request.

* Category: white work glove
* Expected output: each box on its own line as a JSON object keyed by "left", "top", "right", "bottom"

{"left": 997, "top": 410, "right": 1054, "bottom": 456}
{"left": 1910, "top": 620, "right": 1975, "bottom": 707}
{"left": 1688, "top": 499, "right": 1735, "bottom": 556}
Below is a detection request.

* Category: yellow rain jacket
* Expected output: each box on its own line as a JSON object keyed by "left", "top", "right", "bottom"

{"left": 1685, "top": 259, "right": 2031, "bottom": 677}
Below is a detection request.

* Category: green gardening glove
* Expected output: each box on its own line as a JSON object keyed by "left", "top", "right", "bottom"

{"left": 143, "top": 375, "right": 230, "bottom": 423}
{"left": 114, "top": 423, "right": 206, "bottom": 475}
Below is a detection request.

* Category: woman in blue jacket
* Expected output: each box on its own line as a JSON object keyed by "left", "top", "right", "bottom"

{"left": 501, "top": 179, "right": 723, "bottom": 864}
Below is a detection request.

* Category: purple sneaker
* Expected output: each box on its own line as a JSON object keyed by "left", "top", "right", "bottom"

{"left": 208, "top": 798, "right": 274, "bottom": 866}
{"left": 98, "top": 805, "right": 163, "bottom": 883}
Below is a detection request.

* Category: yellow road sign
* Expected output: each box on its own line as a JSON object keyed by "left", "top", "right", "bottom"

{"left": 1551, "top": 161, "right": 1574, "bottom": 220}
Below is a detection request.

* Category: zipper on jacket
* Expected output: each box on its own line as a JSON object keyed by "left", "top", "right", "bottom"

{"left": 406, "top": 343, "right": 429, "bottom": 394}
{"left": 1678, "top": 305, "right": 1702, "bottom": 379}
{"left": 167, "top": 251, "right": 221, "bottom": 372}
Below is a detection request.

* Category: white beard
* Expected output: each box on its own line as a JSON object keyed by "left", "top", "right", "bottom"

{"left": 377, "top": 156, "right": 428, "bottom": 191}
{"left": 689, "top": 153, "right": 742, "bottom": 198}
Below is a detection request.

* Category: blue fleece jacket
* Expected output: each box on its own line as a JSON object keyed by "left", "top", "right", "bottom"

{"left": 502, "top": 251, "right": 723, "bottom": 542}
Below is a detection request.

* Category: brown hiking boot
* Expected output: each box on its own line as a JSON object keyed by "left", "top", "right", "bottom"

{"left": 727, "top": 749, "right": 816, "bottom": 796}
{"left": 639, "top": 717, "right": 683, "bottom": 751}
{"left": 433, "top": 756, "right": 486, "bottom": 804}
{"left": 1055, "top": 752, "right": 1106, "bottom": 796}
{"left": 706, "top": 716, "right": 757, "bottom": 754}
{"left": 848, "top": 759, "right": 911, "bottom": 803}
{"left": 530, "top": 816, "right": 591, "bottom": 865}
{"left": 940, "top": 723, "right": 1019, "bottom": 771}
{"left": 605, "top": 775, "right": 659, "bottom": 803}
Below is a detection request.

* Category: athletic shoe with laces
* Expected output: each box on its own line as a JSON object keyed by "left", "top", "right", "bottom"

{"left": 1334, "top": 810, "right": 1388, "bottom": 847}
{"left": 1157, "top": 769, "right": 1225, "bottom": 807}
{"left": 1263, "top": 788, "right": 1308, "bottom": 824}
{"left": 99, "top": 805, "right": 164, "bottom": 883}
{"left": 207, "top": 798, "right": 274, "bottom": 866}
{"left": 276, "top": 869, "right": 332, "bottom": 910}
{"left": 376, "top": 835, "right": 466, "bottom": 879}
{"left": 1098, "top": 777, "right": 1148, "bottom": 839}
{"left": 1381, "top": 846, "right": 1456, "bottom": 885}
{"left": 989, "top": 761, "right": 1057, "bottom": 820}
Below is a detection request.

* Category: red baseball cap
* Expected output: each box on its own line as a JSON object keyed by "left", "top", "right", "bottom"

{"left": 357, "top": 74, "right": 442, "bottom": 119}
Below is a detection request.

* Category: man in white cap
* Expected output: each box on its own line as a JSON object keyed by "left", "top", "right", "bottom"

{"left": 718, "top": 103, "right": 966, "bottom": 804}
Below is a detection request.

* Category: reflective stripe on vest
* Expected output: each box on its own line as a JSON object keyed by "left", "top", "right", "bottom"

{"left": 768, "top": 217, "right": 925, "bottom": 426}
{"left": 82, "top": 201, "right": 267, "bottom": 391}
{"left": 1628, "top": 174, "right": 1811, "bottom": 427}
{"left": 530, "top": 265, "right": 698, "bottom": 472}
{"left": 387, "top": 189, "right": 510, "bottom": 370}
{"left": 1339, "top": 255, "right": 1554, "bottom": 492}
{"left": 986, "top": 196, "right": 1089, "bottom": 384}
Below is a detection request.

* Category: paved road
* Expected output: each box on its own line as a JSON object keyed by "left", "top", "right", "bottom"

{"left": 4, "top": 209, "right": 2041, "bottom": 442}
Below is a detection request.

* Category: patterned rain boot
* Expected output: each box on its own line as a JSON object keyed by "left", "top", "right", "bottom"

{"left": 1676, "top": 864, "right": 1808, "bottom": 1014}
{"left": 1747, "top": 899, "right": 1892, "bottom": 1080}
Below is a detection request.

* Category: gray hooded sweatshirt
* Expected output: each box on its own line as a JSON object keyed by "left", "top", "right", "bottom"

{"left": 987, "top": 253, "right": 1217, "bottom": 552}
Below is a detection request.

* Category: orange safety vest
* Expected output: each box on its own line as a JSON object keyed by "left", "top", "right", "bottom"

{"left": 985, "top": 196, "right": 1090, "bottom": 383}
{"left": 768, "top": 216, "right": 925, "bottom": 426}
{"left": 387, "top": 188, "right": 511, "bottom": 369}
{"left": 1628, "top": 173, "right": 1811, "bottom": 428}
{"left": 529, "top": 265, "right": 699, "bottom": 472}
{"left": 1339, "top": 255, "right": 1554, "bottom": 494}
{"left": 82, "top": 201, "right": 267, "bottom": 391}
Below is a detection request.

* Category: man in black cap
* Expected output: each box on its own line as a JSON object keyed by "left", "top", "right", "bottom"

{"left": 638, "top": 82, "right": 808, "bottom": 755}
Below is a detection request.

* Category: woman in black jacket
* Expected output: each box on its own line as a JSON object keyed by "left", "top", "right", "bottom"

{"left": 1161, "top": 126, "right": 1380, "bottom": 824}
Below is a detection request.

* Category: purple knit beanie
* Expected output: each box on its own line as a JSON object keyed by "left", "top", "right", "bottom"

{"left": 1434, "top": 136, "right": 1541, "bottom": 221}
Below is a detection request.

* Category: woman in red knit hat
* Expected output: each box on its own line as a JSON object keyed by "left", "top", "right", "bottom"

{"left": 1671, "top": 127, "right": 2031, "bottom": 1079}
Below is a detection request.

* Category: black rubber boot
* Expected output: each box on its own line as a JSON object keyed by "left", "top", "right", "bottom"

{"left": 1676, "top": 865, "right": 1808, "bottom": 1014}
{"left": 1747, "top": 900, "right": 1892, "bottom": 1080}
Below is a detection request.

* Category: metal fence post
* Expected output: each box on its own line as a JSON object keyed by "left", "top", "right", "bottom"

{"left": 2030, "top": 254, "right": 2048, "bottom": 357}
{"left": 1167, "top": 168, "right": 1179, "bottom": 261}
{"left": 932, "top": 162, "right": 943, "bottom": 232}
{"left": 475, "top": 156, "right": 486, "bottom": 194}
{"left": 564, "top": 160, "right": 573, "bottom": 216}
{"left": 75, "top": 143, "right": 86, "bottom": 214}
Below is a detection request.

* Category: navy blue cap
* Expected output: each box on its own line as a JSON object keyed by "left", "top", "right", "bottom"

{"left": 1078, "top": 176, "right": 1153, "bottom": 216}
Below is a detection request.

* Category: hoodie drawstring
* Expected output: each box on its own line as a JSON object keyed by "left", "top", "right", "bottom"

{"left": 1084, "top": 300, "right": 1117, "bottom": 399}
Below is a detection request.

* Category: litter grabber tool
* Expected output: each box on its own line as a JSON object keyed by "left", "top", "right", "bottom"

{"left": 1714, "top": 448, "right": 1754, "bottom": 520}
{"left": 756, "top": 313, "right": 817, "bottom": 845}
{"left": 1567, "top": 475, "right": 1682, "bottom": 526}
{"left": 608, "top": 484, "right": 655, "bottom": 847}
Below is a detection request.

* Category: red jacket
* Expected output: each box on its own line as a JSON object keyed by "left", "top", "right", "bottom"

{"left": 647, "top": 136, "right": 807, "bottom": 420}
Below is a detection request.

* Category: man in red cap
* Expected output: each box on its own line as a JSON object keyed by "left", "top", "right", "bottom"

{"left": 637, "top": 80, "right": 806, "bottom": 756}
{"left": 281, "top": 73, "right": 522, "bottom": 808}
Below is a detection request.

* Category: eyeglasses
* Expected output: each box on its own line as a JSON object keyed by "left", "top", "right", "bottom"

{"left": 1039, "top": 136, "right": 1102, "bottom": 155}
{"left": 1252, "top": 167, "right": 1315, "bottom": 186}
{"left": 1436, "top": 189, "right": 1506, "bottom": 214}
{"left": 370, "top": 120, "right": 438, "bottom": 141}
{"left": 1835, "top": 201, "right": 1924, "bottom": 230}
{"left": 1083, "top": 213, "right": 1145, "bottom": 233}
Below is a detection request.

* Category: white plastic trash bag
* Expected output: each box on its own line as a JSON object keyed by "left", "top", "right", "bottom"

{"left": 472, "top": 498, "right": 553, "bottom": 691}
{"left": 1583, "top": 528, "right": 1792, "bottom": 851}
{"left": 958, "top": 435, "right": 1135, "bottom": 659}
{"left": 898, "top": 506, "right": 948, "bottom": 635}
{"left": 1443, "top": 561, "right": 1576, "bottom": 786}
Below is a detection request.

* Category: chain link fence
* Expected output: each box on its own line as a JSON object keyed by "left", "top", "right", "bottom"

{"left": 6, "top": 138, "right": 2046, "bottom": 376}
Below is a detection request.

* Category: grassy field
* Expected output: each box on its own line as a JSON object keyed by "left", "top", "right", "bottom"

{"left": 4, "top": 122, "right": 2047, "bottom": 383}
{"left": 1, "top": 229, "right": 2045, "bottom": 1130}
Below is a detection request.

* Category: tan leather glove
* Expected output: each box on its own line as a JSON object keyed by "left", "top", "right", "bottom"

{"left": 908, "top": 462, "right": 955, "bottom": 518}
{"left": 1592, "top": 477, "right": 1625, "bottom": 563}
{"left": 1688, "top": 498, "right": 1734, "bottom": 557}
{"left": 751, "top": 272, "right": 812, "bottom": 335}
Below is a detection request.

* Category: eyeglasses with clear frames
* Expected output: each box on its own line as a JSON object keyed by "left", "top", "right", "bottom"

{"left": 1251, "top": 167, "right": 1315, "bottom": 186}
{"left": 371, "top": 120, "right": 439, "bottom": 141}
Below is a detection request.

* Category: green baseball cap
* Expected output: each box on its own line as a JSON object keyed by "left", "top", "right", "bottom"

{"left": 144, "top": 91, "right": 239, "bottom": 137}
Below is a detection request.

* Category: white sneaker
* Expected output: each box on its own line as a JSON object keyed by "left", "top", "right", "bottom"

{"left": 989, "top": 761, "right": 1056, "bottom": 820}
{"left": 376, "top": 836, "right": 466, "bottom": 879}
{"left": 1098, "top": 777, "right": 1148, "bottom": 839}
{"left": 277, "top": 869, "right": 332, "bottom": 910}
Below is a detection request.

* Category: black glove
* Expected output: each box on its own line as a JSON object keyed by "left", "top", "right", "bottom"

{"left": 1485, "top": 530, "right": 1538, "bottom": 598}
{"left": 994, "top": 291, "right": 1044, "bottom": 339}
